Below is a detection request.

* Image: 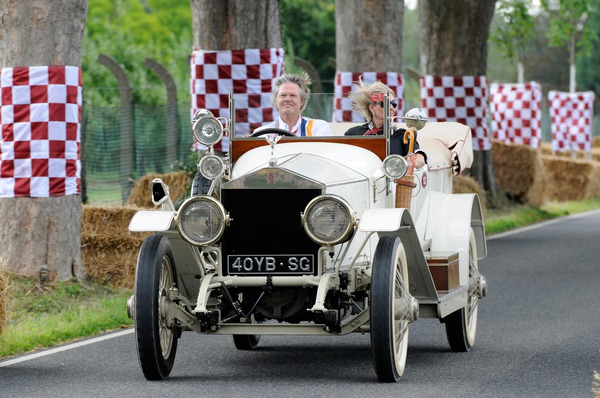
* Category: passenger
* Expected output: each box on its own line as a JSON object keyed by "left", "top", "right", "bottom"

{"left": 257, "top": 72, "right": 332, "bottom": 136}
{"left": 345, "top": 79, "right": 427, "bottom": 168}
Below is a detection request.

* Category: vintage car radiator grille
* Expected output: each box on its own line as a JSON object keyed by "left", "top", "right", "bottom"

{"left": 220, "top": 187, "right": 322, "bottom": 276}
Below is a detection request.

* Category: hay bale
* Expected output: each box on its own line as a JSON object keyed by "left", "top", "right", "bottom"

{"left": 541, "top": 142, "right": 600, "bottom": 162}
{"left": 541, "top": 155, "right": 600, "bottom": 201}
{"left": 127, "top": 171, "right": 191, "bottom": 208}
{"left": 82, "top": 205, "right": 150, "bottom": 288}
{"left": 452, "top": 174, "right": 487, "bottom": 214}
{"left": 492, "top": 140, "right": 548, "bottom": 206}
{"left": 0, "top": 267, "right": 9, "bottom": 335}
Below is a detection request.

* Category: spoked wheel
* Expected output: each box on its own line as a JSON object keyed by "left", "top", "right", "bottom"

{"left": 371, "top": 236, "right": 418, "bottom": 382}
{"left": 445, "top": 228, "right": 485, "bottom": 352}
{"left": 134, "top": 234, "right": 179, "bottom": 380}
{"left": 233, "top": 334, "right": 261, "bottom": 350}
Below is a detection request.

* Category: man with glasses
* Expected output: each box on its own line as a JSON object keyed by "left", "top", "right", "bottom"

{"left": 344, "top": 78, "right": 426, "bottom": 168}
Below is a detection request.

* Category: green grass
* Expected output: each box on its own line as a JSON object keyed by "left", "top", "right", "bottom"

{"left": 0, "top": 278, "right": 132, "bottom": 358}
{"left": 1, "top": 197, "right": 600, "bottom": 360}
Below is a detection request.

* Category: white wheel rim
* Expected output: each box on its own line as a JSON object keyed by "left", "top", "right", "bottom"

{"left": 158, "top": 255, "right": 174, "bottom": 358}
{"left": 392, "top": 244, "right": 410, "bottom": 376}
{"left": 465, "top": 231, "right": 479, "bottom": 346}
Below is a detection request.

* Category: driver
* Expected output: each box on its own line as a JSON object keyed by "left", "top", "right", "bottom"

{"left": 255, "top": 72, "right": 332, "bottom": 136}
{"left": 345, "top": 78, "right": 427, "bottom": 169}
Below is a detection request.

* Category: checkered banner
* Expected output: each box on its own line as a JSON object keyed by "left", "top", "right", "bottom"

{"left": 0, "top": 65, "right": 81, "bottom": 198}
{"left": 420, "top": 75, "right": 491, "bottom": 151}
{"left": 332, "top": 71, "right": 404, "bottom": 122}
{"left": 190, "top": 48, "right": 285, "bottom": 152}
{"left": 548, "top": 90, "right": 595, "bottom": 153}
{"left": 490, "top": 82, "right": 542, "bottom": 148}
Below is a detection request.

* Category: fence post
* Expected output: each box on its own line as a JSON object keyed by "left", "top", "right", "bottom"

{"left": 97, "top": 54, "right": 134, "bottom": 204}
{"left": 144, "top": 58, "right": 179, "bottom": 167}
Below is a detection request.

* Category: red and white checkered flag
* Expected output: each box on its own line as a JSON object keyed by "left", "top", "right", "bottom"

{"left": 490, "top": 82, "right": 542, "bottom": 148}
{"left": 420, "top": 75, "right": 491, "bottom": 151}
{"left": 548, "top": 90, "right": 595, "bottom": 153}
{"left": 332, "top": 71, "right": 404, "bottom": 122}
{"left": 1, "top": 66, "right": 81, "bottom": 198}
{"left": 190, "top": 48, "right": 285, "bottom": 152}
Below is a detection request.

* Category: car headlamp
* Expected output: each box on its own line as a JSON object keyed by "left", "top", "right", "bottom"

{"left": 301, "top": 195, "right": 356, "bottom": 246}
{"left": 382, "top": 155, "right": 409, "bottom": 179}
{"left": 192, "top": 109, "right": 224, "bottom": 146}
{"left": 198, "top": 154, "right": 226, "bottom": 179}
{"left": 177, "top": 196, "right": 229, "bottom": 246}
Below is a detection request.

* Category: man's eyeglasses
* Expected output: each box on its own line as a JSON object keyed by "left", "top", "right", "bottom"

{"left": 374, "top": 99, "right": 398, "bottom": 108}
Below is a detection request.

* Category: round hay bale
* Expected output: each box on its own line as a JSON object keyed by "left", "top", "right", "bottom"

{"left": 492, "top": 140, "right": 548, "bottom": 206}
{"left": 127, "top": 172, "right": 191, "bottom": 208}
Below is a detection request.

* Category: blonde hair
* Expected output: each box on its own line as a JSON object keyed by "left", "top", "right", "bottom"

{"left": 271, "top": 72, "right": 312, "bottom": 112}
{"left": 349, "top": 77, "right": 395, "bottom": 123}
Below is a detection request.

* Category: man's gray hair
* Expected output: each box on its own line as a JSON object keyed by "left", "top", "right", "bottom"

{"left": 271, "top": 72, "right": 312, "bottom": 112}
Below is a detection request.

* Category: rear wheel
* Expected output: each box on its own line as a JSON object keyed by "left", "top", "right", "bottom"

{"left": 233, "top": 334, "right": 261, "bottom": 350}
{"left": 371, "top": 236, "right": 417, "bottom": 382}
{"left": 445, "top": 229, "right": 481, "bottom": 352}
{"left": 134, "top": 234, "right": 179, "bottom": 380}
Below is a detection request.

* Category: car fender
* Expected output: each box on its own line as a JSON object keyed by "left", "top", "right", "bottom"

{"left": 359, "top": 208, "right": 438, "bottom": 301}
{"left": 429, "top": 193, "right": 487, "bottom": 286}
{"left": 129, "top": 210, "right": 176, "bottom": 232}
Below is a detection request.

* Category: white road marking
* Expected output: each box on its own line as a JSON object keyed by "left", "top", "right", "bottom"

{"left": 0, "top": 328, "right": 133, "bottom": 367}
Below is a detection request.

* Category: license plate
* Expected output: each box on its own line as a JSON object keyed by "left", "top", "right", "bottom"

{"left": 226, "top": 254, "right": 314, "bottom": 275}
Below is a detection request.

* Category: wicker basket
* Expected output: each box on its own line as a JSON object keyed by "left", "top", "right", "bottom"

{"left": 395, "top": 173, "right": 416, "bottom": 209}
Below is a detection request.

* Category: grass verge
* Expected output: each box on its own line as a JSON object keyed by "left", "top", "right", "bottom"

{"left": 1, "top": 197, "right": 600, "bottom": 360}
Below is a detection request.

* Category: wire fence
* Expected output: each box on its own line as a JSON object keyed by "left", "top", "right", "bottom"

{"left": 82, "top": 93, "right": 598, "bottom": 205}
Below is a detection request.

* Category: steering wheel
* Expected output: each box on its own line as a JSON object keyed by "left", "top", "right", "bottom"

{"left": 250, "top": 128, "right": 295, "bottom": 138}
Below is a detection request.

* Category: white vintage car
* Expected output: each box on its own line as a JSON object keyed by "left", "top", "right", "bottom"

{"left": 127, "top": 97, "right": 488, "bottom": 382}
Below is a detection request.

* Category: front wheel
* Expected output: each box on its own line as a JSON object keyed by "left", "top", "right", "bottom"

{"left": 134, "top": 234, "right": 179, "bottom": 380}
{"left": 445, "top": 228, "right": 483, "bottom": 352}
{"left": 370, "top": 236, "right": 418, "bottom": 382}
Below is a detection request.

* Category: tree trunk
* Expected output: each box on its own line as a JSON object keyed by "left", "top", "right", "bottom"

{"left": 418, "top": 0, "right": 495, "bottom": 76}
{"left": 0, "top": 0, "right": 88, "bottom": 281}
{"left": 418, "top": 0, "right": 500, "bottom": 201}
{"left": 335, "top": 0, "right": 404, "bottom": 71}
{"left": 190, "top": 0, "right": 282, "bottom": 49}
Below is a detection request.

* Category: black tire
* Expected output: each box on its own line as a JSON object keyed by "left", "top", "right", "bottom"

{"left": 232, "top": 334, "right": 261, "bottom": 350}
{"left": 445, "top": 229, "right": 479, "bottom": 352}
{"left": 370, "top": 236, "right": 415, "bottom": 382}
{"left": 134, "top": 234, "right": 179, "bottom": 380}
{"left": 191, "top": 169, "right": 212, "bottom": 196}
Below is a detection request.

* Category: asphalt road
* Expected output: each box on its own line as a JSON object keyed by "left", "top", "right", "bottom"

{"left": 1, "top": 210, "right": 599, "bottom": 398}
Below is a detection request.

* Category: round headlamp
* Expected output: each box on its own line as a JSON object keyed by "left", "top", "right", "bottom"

{"left": 193, "top": 110, "right": 224, "bottom": 146}
{"left": 177, "top": 196, "right": 228, "bottom": 246}
{"left": 382, "top": 155, "right": 409, "bottom": 179}
{"left": 198, "top": 154, "right": 225, "bottom": 179}
{"left": 302, "top": 195, "right": 356, "bottom": 246}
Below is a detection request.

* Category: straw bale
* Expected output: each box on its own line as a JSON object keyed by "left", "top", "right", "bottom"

{"left": 127, "top": 171, "right": 191, "bottom": 208}
{"left": 541, "top": 142, "right": 600, "bottom": 162}
{"left": 541, "top": 155, "right": 600, "bottom": 201}
{"left": 492, "top": 140, "right": 548, "bottom": 206}
{"left": 452, "top": 174, "right": 487, "bottom": 214}
{"left": 81, "top": 205, "right": 150, "bottom": 288}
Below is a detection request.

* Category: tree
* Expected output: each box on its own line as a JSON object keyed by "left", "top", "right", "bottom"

{"left": 335, "top": 0, "right": 404, "bottom": 72}
{"left": 190, "top": 0, "right": 282, "bottom": 50}
{"left": 541, "top": 0, "right": 597, "bottom": 92}
{"left": 490, "top": 0, "right": 536, "bottom": 83}
{"left": 0, "top": 0, "right": 88, "bottom": 281}
{"left": 418, "top": 0, "right": 500, "bottom": 202}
